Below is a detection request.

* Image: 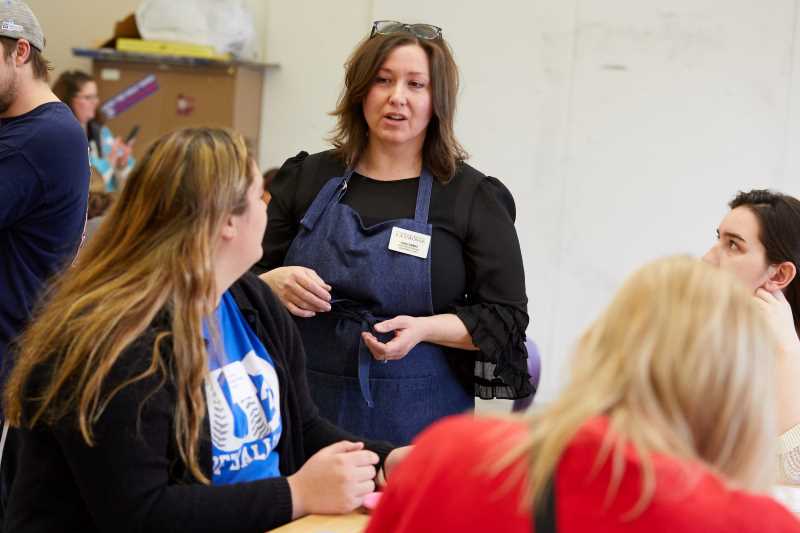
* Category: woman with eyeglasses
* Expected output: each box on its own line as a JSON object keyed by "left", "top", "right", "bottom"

{"left": 701, "top": 189, "right": 800, "bottom": 485}
{"left": 255, "top": 21, "right": 532, "bottom": 445}
{"left": 52, "top": 70, "right": 134, "bottom": 192}
{"left": 3, "top": 128, "right": 409, "bottom": 532}
{"left": 365, "top": 257, "right": 800, "bottom": 533}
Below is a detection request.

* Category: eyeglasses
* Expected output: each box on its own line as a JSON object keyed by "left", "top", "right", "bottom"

{"left": 370, "top": 20, "right": 442, "bottom": 40}
{"left": 75, "top": 94, "right": 100, "bottom": 102}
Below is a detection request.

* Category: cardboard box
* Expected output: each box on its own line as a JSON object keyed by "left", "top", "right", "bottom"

{"left": 99, "top": 13, "right": 141, "bottom": 49}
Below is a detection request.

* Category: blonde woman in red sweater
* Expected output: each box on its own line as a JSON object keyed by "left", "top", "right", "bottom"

{"left": 366, "top": 256, "right": 800, "bottom": 533}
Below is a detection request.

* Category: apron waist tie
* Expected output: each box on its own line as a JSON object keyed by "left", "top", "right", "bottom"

{"left": 328, "top": 302, "right": 384, "bottom": 408}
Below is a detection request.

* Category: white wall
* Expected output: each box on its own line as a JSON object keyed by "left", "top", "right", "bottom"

{"left": 785, "top": 2, "right": 800, "bottom": 192}
{"left": 258, "top": 0, "right": 372, "bottom": 169}
{"left": 261, "top": 0, "right": 800, "bottom": 402}
{"left": 539, "top": 0, "right": 800, "bottom": 401}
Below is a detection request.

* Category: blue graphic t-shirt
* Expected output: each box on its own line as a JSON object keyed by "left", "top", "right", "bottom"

{"left": 203, "top": 291, "right": 282, "bottom": 485}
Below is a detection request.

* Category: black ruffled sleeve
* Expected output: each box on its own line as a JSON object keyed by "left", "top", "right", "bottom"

{"left": 453, "top": 177, "right": 533, "bottom": 400}
{"left": 253, "top": 151, "right": 309, "bottom": 274}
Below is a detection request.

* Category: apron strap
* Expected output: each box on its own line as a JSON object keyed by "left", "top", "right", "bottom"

{"left": 533, "top": 475, "right": 557, "bottom": 533}
{"left": 329, "top": 300, "right": 382, "bottom": 408}
{"left": 413, "top": 169, "right": 434, "bottom": 224}
{"left": 357, "top": 341, "right": 375, "bottom": 408}
{"left": 299, "top": 173, "right": 351, "bottom": 232}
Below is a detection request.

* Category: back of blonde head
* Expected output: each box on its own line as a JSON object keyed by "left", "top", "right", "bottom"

{"left": 513, "top": 256, "right": 777, "bottom": 515}
{"left": 4, "top": 127, "right": 253, "bottom": 484}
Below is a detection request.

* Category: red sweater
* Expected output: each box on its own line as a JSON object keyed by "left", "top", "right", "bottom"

{"left": 366, "top": 415, "right": 800, "bottom": 533}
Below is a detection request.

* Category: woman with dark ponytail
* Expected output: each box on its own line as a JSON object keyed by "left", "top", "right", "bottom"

{"left": 702, "top": 189, "right": 800, "bottom": 483}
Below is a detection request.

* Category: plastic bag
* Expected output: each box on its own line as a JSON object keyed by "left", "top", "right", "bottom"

{"left": 135, "top": 0, "right": 259, "bottom": 60}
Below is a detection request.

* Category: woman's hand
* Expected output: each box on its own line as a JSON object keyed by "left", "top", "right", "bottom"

{"left": 287, "top": 441, "right": 378, "bottom": 518}
{"left": 377, "top": 446, "right": 413, "bottom": 488}
{"left": 754, "top": 288, "right": 800, "bottom": 354}
{"left": 109, "top": 137, "right": 133, "bottom": 169}
{"left": 362, "top": 314, "right": 477, "bottom": 361}
{"left": 362, "top": 316, "right": 429, "bottom": 362}
{"left": 259, "top": 266, "right": 332, "bottom": 318}
{"left": 755, "top": 288, "right": 800, "bottom": 433}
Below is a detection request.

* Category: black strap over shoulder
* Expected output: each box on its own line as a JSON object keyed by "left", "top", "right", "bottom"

{"left": 533, "top": 475, "right": 557, "bottom": 533}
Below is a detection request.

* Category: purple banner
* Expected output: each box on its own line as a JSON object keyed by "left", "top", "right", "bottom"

{"left": 100, "top": 74, "right": 159, "bottom": 119}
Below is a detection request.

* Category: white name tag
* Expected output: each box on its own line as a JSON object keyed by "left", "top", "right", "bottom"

{"left": 388, "top": 226, "right": 431, "bottom": 259}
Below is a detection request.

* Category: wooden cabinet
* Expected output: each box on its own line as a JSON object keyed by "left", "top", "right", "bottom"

{"left": 74, "top": 48, "right": 272, "bottom": 160}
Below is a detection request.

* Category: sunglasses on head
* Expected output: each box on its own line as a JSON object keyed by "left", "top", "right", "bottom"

{"left": 370, "top": 20, "right": 443, "bottom": 40}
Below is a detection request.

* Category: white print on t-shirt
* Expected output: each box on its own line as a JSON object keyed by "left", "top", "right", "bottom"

{"left": 213, "top": 443, "right": 269, "bottom": 475}
{"left": 205, "top": 351, "right": 281, "bottom": 473}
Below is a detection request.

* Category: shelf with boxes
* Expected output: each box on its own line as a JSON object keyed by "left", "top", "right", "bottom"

{"left": 72, "top": 47, "right": 279, "bottom": 161}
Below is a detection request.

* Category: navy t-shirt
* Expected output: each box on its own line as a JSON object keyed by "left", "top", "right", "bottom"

{"left": 0, "top": 102, "right": 89, "bottom": 375}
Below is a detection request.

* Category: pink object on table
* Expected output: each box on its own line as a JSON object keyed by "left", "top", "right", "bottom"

{"left": 363, "top": 491, "right": 383, "bottom": 511}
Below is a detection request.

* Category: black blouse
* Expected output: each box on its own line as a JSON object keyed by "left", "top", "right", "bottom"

{"left": 255, "top": 150, "right": 532, "bottom": 400}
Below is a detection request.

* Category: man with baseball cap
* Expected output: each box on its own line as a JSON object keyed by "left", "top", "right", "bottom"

{"left": 0, "top": 1, "right": 89, "bottom": 527}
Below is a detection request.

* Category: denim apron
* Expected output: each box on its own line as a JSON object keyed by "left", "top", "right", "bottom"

{"left": 283, "top": 168, "right": 473, "bottom": 444}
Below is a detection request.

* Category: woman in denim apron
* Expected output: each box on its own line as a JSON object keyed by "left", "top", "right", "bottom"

{"left": 258, "top": 22, "right": 533, "bottom": 445}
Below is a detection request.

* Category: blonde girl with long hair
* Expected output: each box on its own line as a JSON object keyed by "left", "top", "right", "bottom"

{"left": 366, "top": 256, "right": 800, "bottom": 532}
{"left": 3, "top": 127, "right": 408, "bottom": 533}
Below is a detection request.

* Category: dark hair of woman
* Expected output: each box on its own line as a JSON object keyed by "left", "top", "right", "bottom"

{"left": 730, "top": 189, "right": 800, "bottom": 331}
{"left": 51, "top": 69, "right": 104, "bottom": 154}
